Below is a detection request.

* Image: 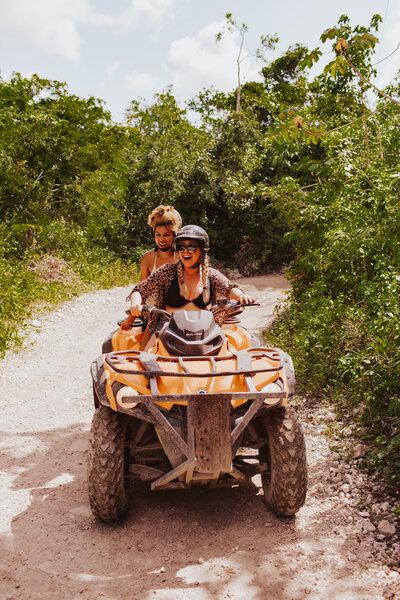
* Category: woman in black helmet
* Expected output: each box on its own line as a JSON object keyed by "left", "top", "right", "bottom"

{"left": 128, "top": 225, "right": 254, "bottom": 336}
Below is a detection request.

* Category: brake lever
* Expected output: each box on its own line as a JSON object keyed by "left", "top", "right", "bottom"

{"left": 142, "top": 305, "right": 171, "bottom": 320}
{"left": 235, "top": 302, "right": 260, "bottom": 309}
{"left": 210, "top": 301, "right": 259, "bottom": 315}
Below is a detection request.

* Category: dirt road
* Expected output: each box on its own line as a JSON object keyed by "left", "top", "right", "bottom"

{"left": 0, "top": 275, "right": 399, "bottom": 600}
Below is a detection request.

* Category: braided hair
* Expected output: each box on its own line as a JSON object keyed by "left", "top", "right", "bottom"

{"left": 201, "top": 253, "right": 210, "bottom": 304}
{"left": 177, "top": 251, "right": 210, "bottom": 304}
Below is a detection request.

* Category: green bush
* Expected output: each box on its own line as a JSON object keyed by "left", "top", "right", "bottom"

{"left": 0, "top": 221, "right": 138, "bottom": 356}
{"left": 268, "top": 135, "right": 400, "bottom": 483}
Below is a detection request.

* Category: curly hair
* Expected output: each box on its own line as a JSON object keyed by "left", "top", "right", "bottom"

{"left": 148, "top": 205, "right": 182, "bottom": 236}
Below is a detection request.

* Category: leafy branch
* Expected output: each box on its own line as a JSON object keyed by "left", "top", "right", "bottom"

{"left": 294, "top": 102, "right": 391, "bottom": 139}
{"left": 337, "top": 40, "right": 400, "bottom": 106}
{"left": 302, "top": 20, "right": 400, "bottom": 105}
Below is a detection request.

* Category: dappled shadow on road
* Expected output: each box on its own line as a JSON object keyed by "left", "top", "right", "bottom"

{"left": 0, "top": 422, "right": 379, "bottom": 600}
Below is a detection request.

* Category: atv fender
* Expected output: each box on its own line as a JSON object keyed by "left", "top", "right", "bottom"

{"left": 102, "top": 330, "right": 117, "bottom": 354}
{"left": 277, "top": 350, "right": 295, "bottom": 396}
{"left": 91, "top": 358, "right": 109, "bottom": 408}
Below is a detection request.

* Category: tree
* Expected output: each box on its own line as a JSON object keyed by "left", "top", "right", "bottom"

{"left": 124, "top": 91, "right": 211, "bottom": 253}
{"left": 0, "top": 74, "right": 129, "bottom": 255}
{"left": 216, "top": 13, "right": 277, "bottom": 112}
{"left": 267, "top": 15, "right": 400, "bottom": 483}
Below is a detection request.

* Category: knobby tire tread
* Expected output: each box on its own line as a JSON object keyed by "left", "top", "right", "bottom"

{"left": 261, "top": 405, "right": 308, "bottom": 516}
{"left": 88, "top": 405, "right": 128, "bottom": 521}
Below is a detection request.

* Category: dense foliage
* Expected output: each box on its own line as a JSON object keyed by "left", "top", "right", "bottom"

{"left": 267, "top": 15, "right": 400, "bottom": 483}
{"left": 0, "top": 74, "right": 136, "bottom": 353}
{"left": 124, "top": 89, "right": 291, "bottom": 271}
{"left": 1, "top": 13, "right": 399, "bottom": 482}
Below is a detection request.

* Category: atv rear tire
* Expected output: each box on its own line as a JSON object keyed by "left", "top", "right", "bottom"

{"left": 259, "top": 405, "right": 307, "bottom": 516}
{"left": 88, "top": 406, "right": 129, "bottom": 521}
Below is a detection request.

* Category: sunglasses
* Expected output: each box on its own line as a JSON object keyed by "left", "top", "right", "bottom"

{"left": 176, "top": 243, "right": 199, "bottom": 254}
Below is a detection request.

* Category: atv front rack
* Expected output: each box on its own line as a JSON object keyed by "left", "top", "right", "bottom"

{"left": 102, "top": 346, "right": 288, "bottom": 404}
{"left": 106, "top": 347, "right": 284, "bottom": 376}
{"left": 91, "top": 347, "right": 291, "bottom": 492}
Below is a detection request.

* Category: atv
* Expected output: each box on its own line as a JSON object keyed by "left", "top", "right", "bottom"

{"left": 88, "top": 300, "right": 307, "bottom": 522}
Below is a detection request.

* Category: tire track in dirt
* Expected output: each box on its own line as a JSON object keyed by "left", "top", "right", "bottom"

{"left": 0, "top": 276, "right": 399, "bottom": 600}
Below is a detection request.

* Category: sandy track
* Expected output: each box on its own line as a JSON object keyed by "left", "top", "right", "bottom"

{"left": 0, "top": 275, "right": 399, "bottom": 600}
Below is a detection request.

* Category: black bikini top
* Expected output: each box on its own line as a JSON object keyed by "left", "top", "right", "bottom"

{"left": 165, "top": 273, "right": 210, "bottom": 309}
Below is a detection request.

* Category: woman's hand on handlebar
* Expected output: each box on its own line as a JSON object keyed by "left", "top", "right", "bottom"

{"left": 129, "top": 303, "right": 171, "bottom": 321}
{"left": 237, "top": 293, "right": 255, "bottom": 305}
{"left": 130, "top": 303, "right": 143, "bottom": 317}
{"left": 229, "top": 288, "right": 256, "bottom": 305}
{"left": 129, "top": 291, "right": 143, "bottom": 317}
{"left": 209, "top": 296, "right": 258, "bottom": 316}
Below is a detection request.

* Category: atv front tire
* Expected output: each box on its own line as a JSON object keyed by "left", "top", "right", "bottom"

{"left": 259, "top": 405, "right": 307, "bottom": 516}
{"left": 88, "top": 405, "right": 129, "bottom": 521}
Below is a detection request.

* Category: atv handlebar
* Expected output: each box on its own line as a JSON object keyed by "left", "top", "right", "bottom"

{"left": 141, "top": 300, "right": 259, "bottom": 318}
{"left": 123, "top": 299, "right": 259, "bottom": 329}
{"left": 209, "top": 299, "right": 260, "bottom": 316}
{"left": 120, "top": 305, "right": 171, "bottom": 330}
{"left": 141, "top": 305, "right": 171, "bottom": 320}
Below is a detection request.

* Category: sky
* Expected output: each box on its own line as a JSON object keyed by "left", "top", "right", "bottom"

{"left": 0, "top": 0, "right": 399, "bottom": 123}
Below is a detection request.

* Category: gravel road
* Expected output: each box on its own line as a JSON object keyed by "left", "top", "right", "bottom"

{"left": 0, "top": 274, "right": 399, "bottom": 600}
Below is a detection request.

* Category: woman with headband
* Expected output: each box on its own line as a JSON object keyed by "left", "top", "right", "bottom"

{"left": 139, "top": 205, "right": 182, "bottom": 281}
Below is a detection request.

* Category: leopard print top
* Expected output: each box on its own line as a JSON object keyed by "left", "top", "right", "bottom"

{"left": 127, "top": 262, "right": 240, "bottom": 334}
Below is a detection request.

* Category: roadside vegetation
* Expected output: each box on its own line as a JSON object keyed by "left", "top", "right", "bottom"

{"left": 1, "top": 14, "right": 399, "bottom": 482}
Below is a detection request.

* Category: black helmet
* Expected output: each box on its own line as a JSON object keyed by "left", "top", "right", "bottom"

{"left": 175, "top": 225, "right": 209, "bottom": 251}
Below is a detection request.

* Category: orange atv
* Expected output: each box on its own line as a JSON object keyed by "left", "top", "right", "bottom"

{"left": 88, "top": 300, "right": 307, "bottom": 522}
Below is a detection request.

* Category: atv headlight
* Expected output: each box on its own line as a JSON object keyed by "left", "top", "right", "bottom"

{"left": 261, "top": 381, "right": 283, "bottom": 403}
{"left": 116, "top": 386, "right": 139, "bottom": 409}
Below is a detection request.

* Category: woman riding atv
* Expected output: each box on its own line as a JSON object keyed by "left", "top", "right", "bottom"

{"left": 139, "top": 205, "right": 182, "bottom": 281}
{"left": 128, "top": 225, "right": 255, "bottom": 339}
{"left": 91, "top": 225, "right": 307, "bottom": 523}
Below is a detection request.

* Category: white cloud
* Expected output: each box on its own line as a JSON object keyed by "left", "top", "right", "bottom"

{"left": 125, "top": 70, "right": 166, "bottom": 98}
{"left": 119, "top": 0, "right": 175, "bottom": 29}
{"left": 0, "top": 0, "right": 97, "bottom": 60}
{"left": 166, "top": 20, "right": 262, "bottom": 101}
{"left": 373, "top": 0, "right": 400, "bottom": 89}
{"left": 0, "top": 0, "right": 176, "bottom": 61}
{"left": 90, "top": 0, "right": 176, "bottom": 34}
{"left": 106, "top": 61, "right": 120, "bottom": 77}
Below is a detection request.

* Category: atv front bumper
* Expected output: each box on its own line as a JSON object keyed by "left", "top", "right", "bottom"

{"left": 91, "top": 349, "right": 289, "bottom": 490}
